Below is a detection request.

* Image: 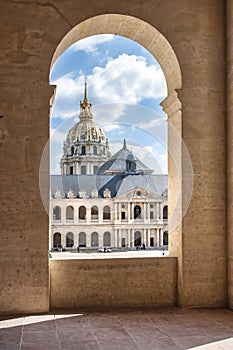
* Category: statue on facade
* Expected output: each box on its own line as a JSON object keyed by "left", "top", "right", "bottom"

{"left": 79, "top": 188, "right": 87, "bottom": 198}
{"left": 91, "top": 189, "right": 98, "bottom": 198}
{"left": 54, "top": 188, "right": 62, "bottom": 198}
{"left": 103, "top": 188, "right": 111, "bottom": 198}
{"left": 66, "top": 187, "right": 75, "bottom": 199}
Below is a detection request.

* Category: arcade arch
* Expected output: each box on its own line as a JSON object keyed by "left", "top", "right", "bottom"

{"left": 49, "top": 13, "right": 183, "bottom": 248}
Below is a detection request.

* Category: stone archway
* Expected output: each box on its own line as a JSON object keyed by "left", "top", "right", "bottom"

{"left": 49, "top": 12, "right": 183, "bottom": 303}
{"left": 50, "top": 13, "right": 183, "bottom": 237}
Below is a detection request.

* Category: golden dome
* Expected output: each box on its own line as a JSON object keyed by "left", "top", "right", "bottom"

{"left": 66, "top": 120, "right": 107, "bottom": 143}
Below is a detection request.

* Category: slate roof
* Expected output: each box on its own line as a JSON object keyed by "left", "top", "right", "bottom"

{"left": 50, "top": 174, "right": 168, "bottom": 198}
{"left": 98, "top": 143, "right": 153, "bottom": 175}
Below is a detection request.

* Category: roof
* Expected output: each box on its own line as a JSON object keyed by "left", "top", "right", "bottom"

{"left": 98, "top": 142, "right": 153, "bottom": 175}
{"left": 50, "top": 174, "right": 168, "bottom": 199}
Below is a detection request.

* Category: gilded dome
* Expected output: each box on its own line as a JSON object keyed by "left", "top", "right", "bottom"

{"left": 66, "top": 120, "right": 107, "bottom": 144}
{"left": 65, "top": 82, "right": 107, "bottom": 145}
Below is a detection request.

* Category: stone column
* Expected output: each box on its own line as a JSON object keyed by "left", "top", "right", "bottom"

{"left": 227, "top": 0, "right": 233, "bottom": 309}
{"left": 148, "top": 228, "right": 151, "bottom": 247}
{"left": 143, "top": 203, "right": 146, "bottom": 220}
{"left": 127, "top": 203, "right": 130, "bottom": 222}
{"left": 160, "top": 229, "right": 163, "bottom": 246}
{"left": 156, "top": 229, "right": 160, "bottom": 247}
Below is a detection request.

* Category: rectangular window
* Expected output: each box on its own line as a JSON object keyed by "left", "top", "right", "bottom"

{"left": 121, "top": 212, "right": 126, "bottom": 220}
{"left": 150, "top": 211, "right": 154, "bottom": 219}
{"left": 81, "top": 166, "right": 86, "bottom": 175}
{"left": 70, "top": 166, "right": 73, "bottom": 175}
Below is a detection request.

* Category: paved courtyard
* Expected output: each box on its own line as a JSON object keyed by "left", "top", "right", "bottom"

{"left": 0, "top": 307, "right": 233, "bottom": 350}
{"left": 50, "top": 249, "right": 169, "bottom": 259}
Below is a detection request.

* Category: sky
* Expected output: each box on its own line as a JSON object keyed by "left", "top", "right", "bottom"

{"left": 50, "top": 34, "right": 168, "bottom": 174}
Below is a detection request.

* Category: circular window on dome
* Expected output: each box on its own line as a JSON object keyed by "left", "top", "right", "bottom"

{"left": 121, "top": 204, "right": 125, "bottom": 208}
{"left": 136, "top": 190, "right": 142, "bottom": 197}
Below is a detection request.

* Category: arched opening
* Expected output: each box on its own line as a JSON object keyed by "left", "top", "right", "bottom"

{"left": 66, "top": 232, "right": 74, "bottom": 247}
{"left": 79, "top": 206, "right": 86, "bottom": 220}
{"left": 163, "top": 205, "right": 168, "bottom": 219}
{"left": 163, "top": 231, "right": 168, "bottom": 245}
{"left": 91, "top": 232, "right": 99, "bottom": 247}
{"left": 134, "top": 231, "right": 141, "bottom": 247}
{"left": 47, "top": 14, "right": 184, "bottom": 262}
{"left": 66, "top": 206, "right": 74, "bottom": 220}
{"left": 79, "top": 232, "right": 86, "bottom": 247}
{"left": 103, "top": 206, "right": 111, "bottom": 220}
{"left": 103, "top": 232, "right": 111, "bottom": 246}
{"left": 93, "top": 146, "right": 97, "bottom": 155}
{"left": 81, "top": 145, "right": 86, "bottom": 155}
{"left": 70, "top": 146, "right": 74, "bottom": 156}
{"left": 53, "top": 206, "right": 61, "bottom": 220}
{"left": 91, "top": 206, "right": 98, "bottom": 221}
{"left": 53, "top": 232, "right": 61, "bottom": 247}
{"left": 134, "top": 205, "right": 141, "bottom": 219}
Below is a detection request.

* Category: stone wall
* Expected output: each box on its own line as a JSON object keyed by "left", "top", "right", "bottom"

{"left": 50, "top": 257, "right": 177, "bottom": 309}
{"left": 0, "top": 0, "right": 231, "bottom": 313}
{"left": 227, "top": 0, "right": 233, "bottom": 309}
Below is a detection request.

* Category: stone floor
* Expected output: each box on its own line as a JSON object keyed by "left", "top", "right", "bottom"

{"left": 0, "top": 307, "right": 233, "bottom": 350}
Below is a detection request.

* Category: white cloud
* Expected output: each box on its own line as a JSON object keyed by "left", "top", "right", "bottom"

{"left": 101, "top": 123, "right": 122, "bottom": 132}
{"left": 50, "top": 128, "right": 66, "bottom": 144}
{"left": 51, "top": 53, "right": 167, "bottom": 122}
{"left": 70, "top": 35, "right": 114, "bottom": 54}
{"left": 108, "top": 141, "right": 166, "bottom": 174}
{"left": 90, "top": 54, "right": 167, "bottom": 104}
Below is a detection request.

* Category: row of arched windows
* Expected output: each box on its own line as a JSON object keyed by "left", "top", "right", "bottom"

{"left": 53, "top": 231, "right": 111, "bottom": 248}
{"left": 53, "top": 204, "right": 168, "bottom": 220}
{"left": 70, "top": 145, "right": 98, "bottom": 156}
{"left": 53, "top": 230, "right": 169, "bottom": 248}
{"left": 53, "top": 205, "right": 111, "bottom": 221}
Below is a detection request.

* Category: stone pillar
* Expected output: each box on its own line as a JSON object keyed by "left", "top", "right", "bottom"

{"left": 160, "top": 229, "right": 163, "bottom": 246}
{"left": 162, "top": 2, "right": 226, "bottom": 307}
{"left": 227, "top": 0, "right": 233, "bottom": 309}
{"left": 156, "top": 229, "right": 160, "bottom": 247}
{"left": 143, "top": 203, "right": 146, "bottom": 220}
{"left": 127, "top": 203, "right": 131, "bottom": 222}
{"left": 148, "top": 229, "right": 151, "bottom": 247}
{"left": 156, "top": 202, "right": 159, "bottom": 219}
{"left": 86, "top": 233, "right": 91, "bottom": 248}
{"left": 99, "top": 208, "right": 103, "bottom": 224}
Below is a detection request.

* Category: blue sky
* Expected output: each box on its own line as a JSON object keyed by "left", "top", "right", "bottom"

{"left": 50, "top": 34, "right": 168, "bottom": 174}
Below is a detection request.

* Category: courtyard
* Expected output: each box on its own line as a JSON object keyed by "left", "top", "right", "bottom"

{"left": 0, "top": 308, "right": 232, "bottom": 350}
{"left": 50, "top": 248, "right": 169, "bottom": 259}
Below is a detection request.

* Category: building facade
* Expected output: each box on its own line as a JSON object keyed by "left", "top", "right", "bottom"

{"left": 50, "top": 84, "right": 168, "bottom": 249}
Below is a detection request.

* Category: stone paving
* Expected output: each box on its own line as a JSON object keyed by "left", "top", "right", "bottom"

{"left": 50, "top": 249, "right": 169, "bottom": 260}
{"left": 0, "top": 308, "right": 233, "bottom": 349}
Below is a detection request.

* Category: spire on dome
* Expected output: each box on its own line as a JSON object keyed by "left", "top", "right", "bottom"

{"left": 79, "top": 80, "right": 93, "bottom": 119}
{"left": 123, "top": 138, "right": 127, "bottom": 149}
{"left": 84, "top": 79, "right": 88, "bottom": 103}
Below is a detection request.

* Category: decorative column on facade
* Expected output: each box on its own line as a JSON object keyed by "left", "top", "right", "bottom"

{"left": 61, "top": 234, "right": 66, "bottom": 247}
{"left": 86, "top": 233, "right": 91, "bottom": 247}
{"left": 143, "top": 202, "right": 146, "bottom": 220}
{"left": 156, "top": 202, "right": 159, "bottom": 220}
{"left": 156, "top": 228, "right": 160, "bottom": 246}
{"left": 127, "top": 203, "right": 131, "bottom": 222}
{"left": 119, "top": 228, "right": 122, "bottom": 247}
{"left": 148, "top": 228, "right": 151, "bottom": 247}
{"left": 160, "top": 229, "right": 163, "bottom": 246}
